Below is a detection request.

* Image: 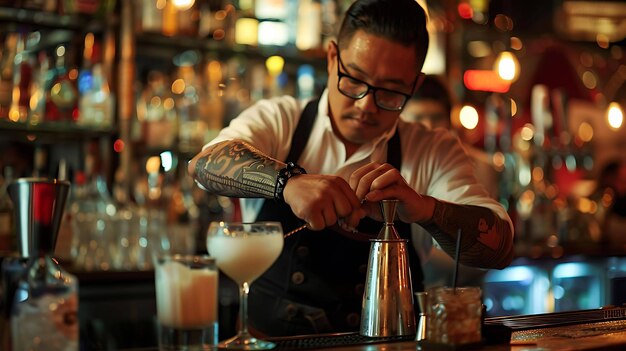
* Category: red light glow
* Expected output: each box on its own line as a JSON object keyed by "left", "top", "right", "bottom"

{"left": 458, "top": 3, "right": 473, "bottom": 19}
{"left": 113, "top": 139, "right": 125, "bottom": 153}
{"left": 463, "top": 70, "right": 511, "bottom": 93}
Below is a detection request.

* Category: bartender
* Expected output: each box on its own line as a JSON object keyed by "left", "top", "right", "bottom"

{"left": 188, "top": 0, "right": 514, "bottom": 336}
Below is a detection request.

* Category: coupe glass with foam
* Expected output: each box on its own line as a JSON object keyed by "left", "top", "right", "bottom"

{"left": 207, "top": 222, "right": 284, "bottom": 350}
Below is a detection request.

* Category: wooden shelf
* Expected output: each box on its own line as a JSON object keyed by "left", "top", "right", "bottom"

{"left": 0, "top": 6, "right": 111, "bottom": 32}
{"left": 135, "top": 32, "right": 327, "bottom": 68}
{"left": 0, "top": 120, "right": 117, "bottom": 143}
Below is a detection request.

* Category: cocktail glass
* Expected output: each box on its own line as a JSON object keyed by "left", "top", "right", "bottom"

{"left": 207, "top": 221, "right": 284, "bottom": 350}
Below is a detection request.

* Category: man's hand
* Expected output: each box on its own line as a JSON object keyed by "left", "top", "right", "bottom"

{"left": 349, "top": 163, "right": 435, "bottom": 223}
{"left": 282, "top": 174, "right": 366, "bottom": 230}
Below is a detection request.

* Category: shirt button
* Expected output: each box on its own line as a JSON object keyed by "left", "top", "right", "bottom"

{"left": 346, "top": 313, "right": 360, "bottom": 327}
{"left": 296, "top": 246, "right": 309, "bottom": 257}
{"left": 354, "top": 283, "right": 365, "bottom": 297}
{"left": 291, "top": 271, "right": 305, "bottom": 285}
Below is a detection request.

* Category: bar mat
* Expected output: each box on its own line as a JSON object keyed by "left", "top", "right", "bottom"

{"left": 484, "top": 307, "right": 626, "bottom": 331}
{"left": 268, "top": 332, "right": 414, "bottom": 350}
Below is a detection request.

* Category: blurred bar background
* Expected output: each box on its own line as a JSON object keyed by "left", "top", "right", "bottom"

{"left": 0, "top": 0, "right": 625, "bottom": 348}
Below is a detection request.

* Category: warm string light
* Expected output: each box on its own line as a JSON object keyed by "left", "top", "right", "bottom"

{"left": 171, "top": 0, "right": 195, "bottom": 11}
{"left": 494, "top": 51, "right": 520, "bottom": 82}
{"left": 607, "top": 102, "right": 624, "bottom": 130}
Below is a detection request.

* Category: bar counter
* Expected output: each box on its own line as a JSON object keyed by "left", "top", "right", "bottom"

{"left": 116, "top": 321, "right": 626, "bottom": 351}
{"left": 69, "top": 260, "right": 626, "bottom": 351}
{"left": 109, "top": 307, "right": 626, "bottom": 350}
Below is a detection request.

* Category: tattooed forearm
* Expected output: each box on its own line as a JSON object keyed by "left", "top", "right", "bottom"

{"left": 193, "top": 140, "right": 284, "bottom": 198}
{"left": 420, "top": 199, "right": 514, "bottom": 269}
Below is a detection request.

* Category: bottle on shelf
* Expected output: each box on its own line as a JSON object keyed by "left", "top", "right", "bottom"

{"left": 45, "top": 45, "right": 79, "bottom": 124}
{"left": 176, "top": 62, "right": 211, "bottom": 153}
{"left": 69, "top": 153, "right": 118, "bottom": 271}
{"left": 296, "top": 0, "right": 322, "bottom": 51}
{"left": 32, "top": 146, "right": 48, "bottom": 178}
{"left": 8, "top": 33, "right": 33, "bottom": 123}
{"left": 176, "top": 0, "right": 200, "bottom": 37}
{"left": 198, "top": 0, "right": 236, "bottom": 43}
{"left": 0, "top": 33, "right": 18, "bottom": 120}
{"left": 137, "top": 0, "right": 165, "bottom": 33}
{"left": 78, "top": 33, "right": 115, "bottom": 128}
{"left": 166, "top": 164, "right": 200, "bottom": 254}
{"left": 135, "top": 70, "right": 178, "bottom": 150}
{"left": 162, "top": 0, "right": 179, "bottom": 36}
{"left": 27, "top": 51, "right": 50, "bottom": 125}
{"left": 517, "top": 85, "right": 558, "bottom": 250}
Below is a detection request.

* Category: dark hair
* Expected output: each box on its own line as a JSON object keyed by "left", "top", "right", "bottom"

{"left": 411, "top": 75, "right": 452, "bottom": 116}
{"left": 337, "top": 0, "right": 429, "bottom": 72}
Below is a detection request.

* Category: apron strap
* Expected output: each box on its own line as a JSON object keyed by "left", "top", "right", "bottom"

{"left": 286, "top": 98, "right": 319, "bottom": 163}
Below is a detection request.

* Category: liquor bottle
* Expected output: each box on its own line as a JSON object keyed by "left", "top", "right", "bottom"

{"left": 138, "top": 0, "right": 164, "bottom": 33}
{"left": 136, "top": 71, "right": 178, "bottom": 149}
{"left": 8, "top": 34, "right": 33, "bottom": 123}
{"left": 197, "top": 59, "right": 224, "bottom": 143}
{"left": 285, "top": 0, "right": 298, "bottom": 46}
{"left": 296, "top": 0, "right": 322, "bottom": 50}
{"left": 0, "top": 33, "right": 18, "bottom": 120}
{"left": 27, "top": 51, "right": 50, "bottom": 125}
{"left": 45, "top": 45, "right": 79, "bottom": 123}
{"left": 78, "top": 34, "right": 114, "bottom": 127}
{"left": 297, "top": 64, "right": 315, "bottom": 101}
{"left": 199, "top": 0, "right": 235, "bottom": 42}
{"left": 162, "top": 0, "right": 179, "bottom": 36}
{"left": 522, "top": 85, "right": 557, "bottom": 247}
{"left": 32, "top": 147, "right": 48, "bottom": 178}
{"left": 176, "top": 0, "right": 200, "bottom": 37}
{"left": 166, "top": 165, "right": 200, "bottom": 254}
{"left": 175, "top": 64, "right": 206, "bottom": 153}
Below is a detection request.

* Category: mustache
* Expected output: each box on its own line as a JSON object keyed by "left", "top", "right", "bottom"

{"left": 342, "top": 111, "right": 378, "bottom": 125}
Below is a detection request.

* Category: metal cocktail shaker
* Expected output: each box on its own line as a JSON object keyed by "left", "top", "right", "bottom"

{"left": 7, "top": 177, "right": 70, "bottom": 257}
{"left": 360, "top": 199, "right": 416, "bottom": 337}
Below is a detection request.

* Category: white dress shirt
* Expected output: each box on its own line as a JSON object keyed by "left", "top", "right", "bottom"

{"left": 206, "top": 90, "right": 513, "bottom": 285}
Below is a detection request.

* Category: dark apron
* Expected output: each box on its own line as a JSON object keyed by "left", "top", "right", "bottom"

{"left": 248, "top": 99, "right": 424, "bottom": 336}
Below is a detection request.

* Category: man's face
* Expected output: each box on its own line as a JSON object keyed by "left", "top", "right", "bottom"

{"left": 326, "top": 31, "right": 420, "bottom": 148}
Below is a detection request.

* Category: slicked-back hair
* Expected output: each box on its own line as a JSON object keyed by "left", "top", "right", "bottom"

{"left": 337, "top": 0, "right": 429, "bottom": 72}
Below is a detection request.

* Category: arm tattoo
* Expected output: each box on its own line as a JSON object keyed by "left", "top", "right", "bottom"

{"left": 194, "top": 140, "right": 284, "bottom": 198}
{"left": 421, "top": 200, "right": 514, "bottom": 269}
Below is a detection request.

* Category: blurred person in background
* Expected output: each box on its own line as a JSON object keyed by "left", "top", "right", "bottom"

{"left": 401, "top": 74, "right": 452, "bottom": 130}
{"left": 189, "top": 0, "right": 513, "bottom": 336}
{"left": 402, "top": 75, "right": 497, "bottom": 289}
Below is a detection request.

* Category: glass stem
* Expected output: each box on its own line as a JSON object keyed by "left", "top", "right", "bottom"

{"left": 239, "top": 281, "right": 251, "bottom": 336}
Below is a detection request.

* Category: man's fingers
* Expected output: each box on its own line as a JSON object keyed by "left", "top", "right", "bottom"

{"left": 353, "top": 163, "right": 394, "bottom": 199}
{"left": 349, "top": 163, "right": 380, "bottom": 190}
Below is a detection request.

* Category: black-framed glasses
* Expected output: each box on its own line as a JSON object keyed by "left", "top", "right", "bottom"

{"left": 335, "top": 46, "right": 424, "bottom": 111}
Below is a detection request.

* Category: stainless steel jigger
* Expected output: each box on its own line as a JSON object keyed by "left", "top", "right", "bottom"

{"left": 360, "top": 199, "right": 416, "bottom": 337}
{"left": 8, "top": 177, "right": 70, "bottom": 257}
